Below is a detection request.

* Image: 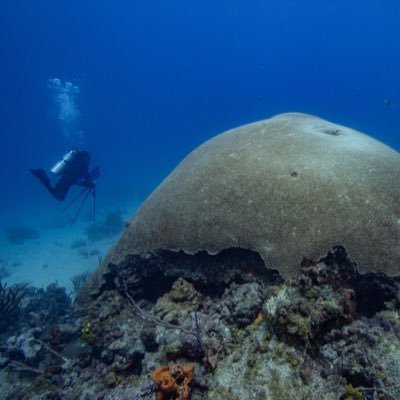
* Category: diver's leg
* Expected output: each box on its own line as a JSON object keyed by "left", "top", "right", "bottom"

{"left": 30, "top": 169, "right": 72, "bottom": 201}
{"left": 29, "top": 168, "right": 58, "bottom": 198}
{"left": 53, "top": 177, "right": 73, "bottom": 201}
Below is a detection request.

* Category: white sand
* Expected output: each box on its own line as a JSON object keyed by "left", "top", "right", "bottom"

{"left": 0, "top": 199, "right": 140, "bottom": 294}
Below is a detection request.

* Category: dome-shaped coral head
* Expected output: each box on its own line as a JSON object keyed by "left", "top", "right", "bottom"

{"left": 89, "top": 113, "right": 400, "bottom": 291}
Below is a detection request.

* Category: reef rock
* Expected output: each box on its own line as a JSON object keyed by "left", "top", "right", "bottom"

{"left": 2, "top": 248, "right": 400, "bottom": 399}
{"left": 81, "top": 113, "right": 400, "bottom": 303}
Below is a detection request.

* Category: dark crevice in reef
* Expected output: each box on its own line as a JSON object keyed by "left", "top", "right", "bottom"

{"left": 95, "top": 245, "right": 399, "bottom": 319}
{"left": 318, "top": 245, "right": 400, "bottom": 318}
{"left": 97, "top": 269, "right": 117, "bottom": 294}
{"left": 352, "top": 272, "right": 400, "bottom": 317}
{"left": 341, "top": 369, "right": 374, "bottom": 390}
{"left": 101, "top": 247, "right": 282, "bottom": 302}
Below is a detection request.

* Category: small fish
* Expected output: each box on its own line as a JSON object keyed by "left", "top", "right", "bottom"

{"left": 384, "top": 98, "right": 392, "bottom": 107}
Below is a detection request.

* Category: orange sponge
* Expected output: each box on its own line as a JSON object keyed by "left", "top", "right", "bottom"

{"left": 151, "top": 363, "right": 195, "bottom": 400}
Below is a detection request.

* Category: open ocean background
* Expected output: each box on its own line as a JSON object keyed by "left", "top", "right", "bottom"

{"left": 1, "top": 0, "right": 400, "bottom": 289}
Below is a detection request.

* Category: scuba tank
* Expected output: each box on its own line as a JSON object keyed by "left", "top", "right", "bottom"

{"left": 50, "top": 150, "right": 77, "bottom": 175}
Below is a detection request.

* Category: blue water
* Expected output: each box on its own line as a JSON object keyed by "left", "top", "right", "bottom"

{"left": 1, "top": 1, "right": 400, "bottom": 286}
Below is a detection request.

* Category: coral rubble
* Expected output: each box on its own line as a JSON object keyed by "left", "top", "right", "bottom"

{"left": 0, "top": 246, "right": 400, "bottom": 399}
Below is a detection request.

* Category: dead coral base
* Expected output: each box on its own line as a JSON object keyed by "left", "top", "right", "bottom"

{"left": 1, "top": 247, "right": 400, "bottom": 400}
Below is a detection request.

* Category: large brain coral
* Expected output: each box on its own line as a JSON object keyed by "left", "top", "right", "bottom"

{"left": 87, "top": 113, "right": 400, "bottom": 296}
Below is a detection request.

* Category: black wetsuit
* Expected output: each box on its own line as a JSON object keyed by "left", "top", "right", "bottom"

{"left": 30, "top": 150, "right": 95, "bottom": 201}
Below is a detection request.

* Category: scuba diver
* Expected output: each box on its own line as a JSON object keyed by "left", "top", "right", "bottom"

{"left": 30, "top": 149, "right": 99, "bottom": 201}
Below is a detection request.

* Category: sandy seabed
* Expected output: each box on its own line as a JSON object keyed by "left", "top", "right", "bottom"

{"left": 0, "top": 199, "right": 139, "bottom": 294}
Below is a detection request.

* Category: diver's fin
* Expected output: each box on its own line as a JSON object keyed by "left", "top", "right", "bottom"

{"left": 29, "top": 168, "right": 50, "bottom": 185}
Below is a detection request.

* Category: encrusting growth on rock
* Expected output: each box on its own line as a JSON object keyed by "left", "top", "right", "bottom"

{"left": 151, "top": 363, "right": 195, "bottom": 400}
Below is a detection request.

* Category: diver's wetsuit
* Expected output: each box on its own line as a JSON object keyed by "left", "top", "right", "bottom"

{"left": 30, "top": 150, "right": 95, "bottom": 201}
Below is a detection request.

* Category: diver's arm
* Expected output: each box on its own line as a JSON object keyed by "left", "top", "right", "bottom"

{"left": 77, "top": 172, "right": 95, "bottom": 188}
{"left": 75, "top": 152, "right": 95, "bottom": 188}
